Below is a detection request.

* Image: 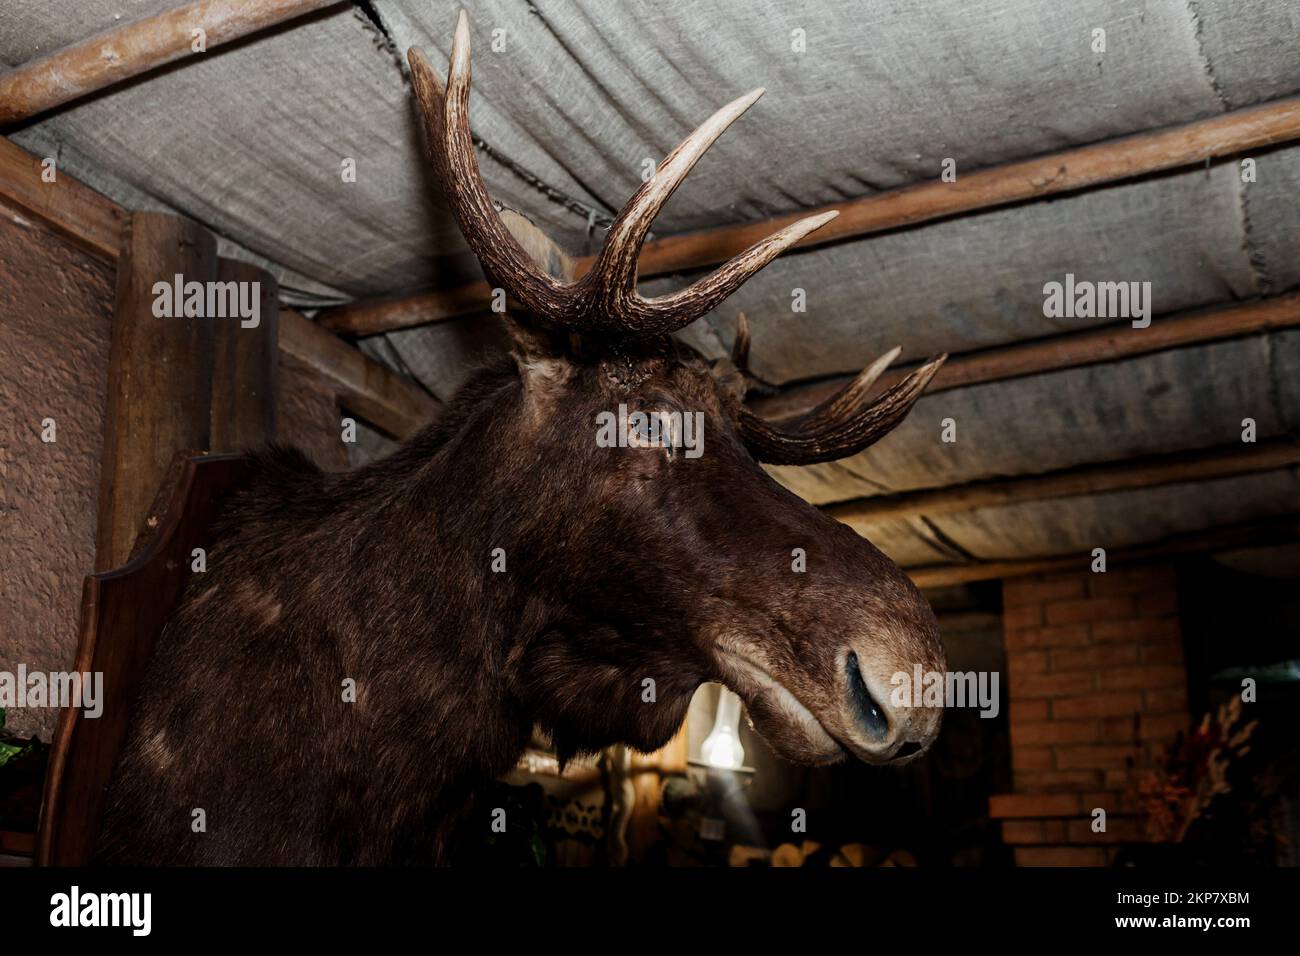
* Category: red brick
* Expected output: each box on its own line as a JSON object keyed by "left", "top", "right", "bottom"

{"left": 1001, "top": 820, "right": 1045, "bottom": 844}
{"left": 1009, "top": 700, "right": 1049, "bottom": 723}
{"left": 1004, "top": 603, "right": 1043, "bottom": 630}
{"left": 1098, "top": 665, "right": 1185, "bottom": 692}
{"left": 1015, "top": 846, "right": 1106, "bottom": 867}
{"left": 1066, "top": 817, "right": 1149, "bottom": 843}
{"left": 1054, "top": 745, "right": 1139, "bottom": 770}
{"left": 1145, "top": 687, "right": 1188, "bottom": 714}
{"left": 1093, "top": 790, "right": 1142, "bottom": 814}
{"left": 1007, "top": 650, "right": 1048, "bottom": 677}
{"left": 1045, "top": 595, "right": 1135, "bottom": 626}
{"left": 1002, "top": 819, "right": 1069, "bottom": 844}
{"left": 1136, "top": 590, "right": 1179, "bottom": 618}
{"left": 1139, "top": 713, "right": 1189, "bottom": 742}
{"left": 1101, "top": 715, "right": 1140, "bottom": 743}
{"left": 1005, "top": 624, "right": 1091, "bottom": 650}
{"left": 1013, "top": 672, "right": 1093, "bottom": 699}
{"left": 1052, "top": 692, "right": 1143, "bottom": 719}
{"left": 1081, "top": 790, "right": 1127, "bottom": 812}
{"left": 1014, "top": 770, "right": 1103, "bottom": 791}
{"left": 989, "top": 792, "right": 1081, "bottom": 818}
{"left": 1093, "top": 618, "right": 1180, "bottom": 643}
{"left": 1087, "top": 565, "right": 1175, "bottom": 596}
{"left": 1005, "top": 576, "right": 1085, "bottom": 607}
{"left": 1141, "top": 641, "right": 1184, "bottom": 665}
{"left": 1014, "top": 746, "right": 1054, "bottom": 770}
{"left": 1049, "top": 644, "right": 1139, "bottom": 672}
{"left": 1103, "top": 770, "right": 1134, "bottom": 790}
{"left": 1012, "top": 721, "right": 1101, "bottom": 746}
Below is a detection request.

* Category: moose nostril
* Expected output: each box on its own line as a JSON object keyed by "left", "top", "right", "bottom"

{"left": 845, "top": 651, "right": 888, "bottom": 741}
{"left": 894, "top": 741, "right": 923, "bottom": 759}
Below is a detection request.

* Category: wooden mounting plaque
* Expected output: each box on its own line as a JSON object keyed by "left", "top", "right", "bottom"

{"left": 36, "top": 452, "right": 252, "bottom": 866}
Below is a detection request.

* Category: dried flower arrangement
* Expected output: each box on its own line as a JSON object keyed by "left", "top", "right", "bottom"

{"left": 1136, "top": 697, "right": 1258, "bottom": 843}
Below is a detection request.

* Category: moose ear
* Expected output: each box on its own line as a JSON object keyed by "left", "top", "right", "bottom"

{"left": 710, "top": 311, "right": 751, "bottom": 402}
{"left": 497, "top": 209, "right": 576, "bottom": 388}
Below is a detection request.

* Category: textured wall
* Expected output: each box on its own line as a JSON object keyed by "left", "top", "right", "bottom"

{"left": 0, "top": 212, "right": 114, "bottom": 741}
{"left": 0, "top": 210, "right": 353, "bottom": 742}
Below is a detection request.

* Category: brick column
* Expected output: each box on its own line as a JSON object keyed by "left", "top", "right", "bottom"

{"left": 989, "top": 563, "right": 1190, "bottom": 866}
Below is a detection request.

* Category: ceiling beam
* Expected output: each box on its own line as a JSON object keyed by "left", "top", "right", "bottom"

{"left": 752, "top": 293, "right": 1300, "bottom": 420}
{"left": 0, "top": 134, "right": 433, "bottom": 439}
{"left": 0, "top": 0, "right": 343, "bottom": 126}
{"left": 0, "top": 135, "right": 124, "bottom": 260}
{"left": 829, "top": 438, "right": 1300, "bottom": 527}
{"left": 317, "top": 94, "right": 1300, "bottom": 337}
{"left": 908, "top": 514, "right": 1300, "bottom": 589}
{"left": 279, "top": 310, "right": 439, "bottom": 439}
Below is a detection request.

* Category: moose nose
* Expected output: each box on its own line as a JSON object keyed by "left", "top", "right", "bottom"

{"left": 845, "top": 651, "right": 889, "bottom": 740}
{"left": 845, "top": 650, "right": 941, "bottom": 761}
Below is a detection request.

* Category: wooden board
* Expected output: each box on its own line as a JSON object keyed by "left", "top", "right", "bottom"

{"left": 95, "top": 212, "right": 219, "bottom": 571}
{"left": 0, "top": 0, "right": 342, "bottom": 126}
{"left": 210, "top": 257, "right": 280, "bottom": 450}
{"left": 36, "top": 453, "right": 252, "bottom": 867}
{"left": 0, "top": 135, "right": 125, "bottom": 262}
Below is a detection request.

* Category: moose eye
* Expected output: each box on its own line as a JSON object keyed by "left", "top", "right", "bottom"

{"left": 630, "top": 414, "right": 655, "bottom": 444}
{"left": 626, "top": 409, "right": 670, "bottom": 449}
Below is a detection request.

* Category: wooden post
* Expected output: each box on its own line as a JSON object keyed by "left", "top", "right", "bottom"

{"left": 95, "top": 213, "right": 283, "bottom": 570}
{"left": 96, "top": 212, "right": 218, "bottom": 570}
{"left": 210, "top": 258, "right": 279, "bottom": 450}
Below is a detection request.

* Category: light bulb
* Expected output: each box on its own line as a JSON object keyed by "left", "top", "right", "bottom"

{"left": 701, "top": 687, "right": 745, "bottom": 769}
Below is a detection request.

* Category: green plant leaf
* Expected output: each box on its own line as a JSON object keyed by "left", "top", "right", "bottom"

{"left": 0, "top": 739, "right": 24, "bottom": 769}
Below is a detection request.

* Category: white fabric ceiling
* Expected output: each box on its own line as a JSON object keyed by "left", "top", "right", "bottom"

{"left": 3, "top": 0, "right": 1298, "bottom": 569}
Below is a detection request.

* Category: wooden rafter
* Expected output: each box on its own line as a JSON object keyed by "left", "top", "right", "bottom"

{"left": 0, "top": 0, "right": 343, "bottom": 126}
{"left": 317, "top": 95, "right": 1300, "bottom": 337}
{"left": 0, "top": 135, "right": 124, "bottom": 260}
{"left": 753, "top": 293, "right": 1300, "bottom": 420}
{"left": 279, "top": 310, "right": 439, "bottom": 439}
{"left": 908, "top": 514, "right": 1300, "bottom": 589}
{"left": 829, "top": 438, "right": 1300, "bottom": 527}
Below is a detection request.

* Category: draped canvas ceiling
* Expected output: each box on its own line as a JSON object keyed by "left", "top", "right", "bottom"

{"left": 4, "top": 0, "right": 1298, "bottom": 572}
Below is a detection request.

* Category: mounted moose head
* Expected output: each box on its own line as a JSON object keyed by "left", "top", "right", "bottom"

{"left": 97, "top": 10, "right": 948, "bottom": 866}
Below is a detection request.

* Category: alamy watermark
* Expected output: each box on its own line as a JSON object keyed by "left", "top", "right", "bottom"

{"left": 0, "top": 665, "right": 103, "bottom": 718}
{"left": 50, "top": 886, "right": 150, "bottom": 936}
{"left": 890, "top": 665, "right": 1000, "bottom": 718}
{"left": 596, "top": 404, "right": 704, "bottom": 459}
{"left": 1042, "top": 273, "right": 1151, "bottom": 328}
{"left": 151, "top": 273, "right": 261, "bottom": 328}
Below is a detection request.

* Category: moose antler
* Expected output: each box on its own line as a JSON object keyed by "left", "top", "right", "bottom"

{"left": 738, "top": 347, "right": 947, "bottom": 465}
{"left": 407, "top": 11, "right": 838, "bottom": 336}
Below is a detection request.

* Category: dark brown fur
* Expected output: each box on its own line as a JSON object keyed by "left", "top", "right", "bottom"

{"left": 95, "top": 334, "right": 943, "bottom": 866}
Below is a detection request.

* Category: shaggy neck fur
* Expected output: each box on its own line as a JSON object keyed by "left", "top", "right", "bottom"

{"left": 97, "top": 365, "right": 595, "bottom": 865}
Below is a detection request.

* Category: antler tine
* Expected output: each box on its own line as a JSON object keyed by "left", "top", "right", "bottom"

{"left": 583, "top": 89, "right": 763, "bottom": 315}
{"left": 732, "top": 312, "right": 751, "bottom": 373}
{"left": 408, "top": 14, "right": 568, "bottom": 322}
{"left": 411, "top": 10, "right": 839, "bottom": 337}
{"left": 738, "top": 354, "right": 947, "bottom": 465}
{"left": 794, "top": 345, "right": 901, "bottom": 434}
{"left": 618, "top": 210, "right": 839, "bottom": 334}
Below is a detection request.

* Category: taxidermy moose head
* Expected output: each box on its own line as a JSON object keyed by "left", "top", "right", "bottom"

{"left": 96, "top": 11, "right": 947, "bottom": 866}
